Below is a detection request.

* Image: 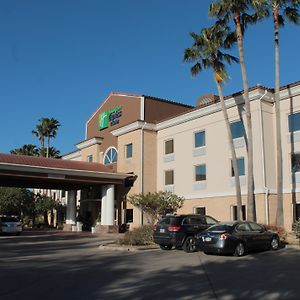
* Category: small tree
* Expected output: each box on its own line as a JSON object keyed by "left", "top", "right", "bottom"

{"left": 128, "top": 191, "right": 184, "bottom": 224}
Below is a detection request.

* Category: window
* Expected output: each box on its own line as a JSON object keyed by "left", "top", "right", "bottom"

{"left": 295, "top": 203, "right": 300, "bottom": 221}
{"left": 165, "top": 139, "right": 174, "bottom": 155}
{"left": 165, "top": 170, "right": 174, "bottom": 185}
{"left": 194, "top": 131, "right": 205, "bottom": 148}
{"left": 125, "top": 209, "right": 133, "bottom": 223}
{"left": 194, "top": 207, "right": 206, "bottom": 215}
{"left": 230, "top": 120, "right": 245, "bottom": 139}
{"left": 61, "top": 190, "right": 66, "bottom": 198}
{"left": 231, "top": 158, "right": 245, "bottom": 176}
{"left": 103, "top": 147, "right": 118, "bottom": 165}
{"left": 289, "top": 112, "right": 300, "bottom": 132}
{"left": 87, "top": 155, "right": 93, "bottom": 162}
{"left": 233, "top": 205, "right": 246, "bottom": 221}
{"left": 125, "top": 143, "right": 133, "bottom": 158}
{"left": 195, "top": 164, "right": 206, "bottom": 181}
{"left": 291, "top": 153, "right": 300, "bottom": 172}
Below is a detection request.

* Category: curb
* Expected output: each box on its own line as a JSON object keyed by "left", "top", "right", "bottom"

{"left": 98, "top": 243, "right": 160, "bottom": 252}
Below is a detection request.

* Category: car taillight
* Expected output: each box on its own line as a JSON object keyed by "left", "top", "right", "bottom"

{"left": 168, "top": 226, "right": 181, "bottom": 232}
{"left": 220, "top": 233, "right": 228, "bottom": 240}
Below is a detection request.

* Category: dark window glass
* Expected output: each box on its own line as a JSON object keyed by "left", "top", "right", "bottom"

{"left": 104, "top": 148, "right": 118, "bottom": 165}
{"left": 295, "top": 203, "right": 300, "bottom": 221}
{"left": 236, "top": 223, "right": 251, "bottom": 232}
{"left": 195, "top": 131, "right": 205, "bottom": 148}
{"left": 205, "top": 216, "right": 218, "bottom": 225}
{"left": 231, "top": 158, "right": 245, "bottom": 177}
{"left": 230, "top": 120, "right": 245, "bottom": 139}
{"left": 195, "top": 164, "right": 206, "bottom": 181}
{"left": 195, "top": 207, "right": 206, "bottom": 215}
{"left": 165, "top": 170, "right": 174, "bottom": 185}
{"left": 291, "top": 153, "right": 300, "bottom": 172}
{"left": 289, "top": 112, "right": 300, "bottom": 132}
{"left": 126, "top": 143, "right": 133, "bottom": 158}
{"left": 233, "top": 205, "right": 246, "bottom": 221}
{"left": 249, "top": 222, "right": 264, "bottom": 232}
{"left": 125, "top": 209, "right": 133, "bottom": 223}
{"left": 61, "top": 190, "right": 66, "bottom": 197}
{"left": 87, "top": 155, "right": 93, "bottom": 162}
{"left": 165, "top": 139, "right": 174, "bottom": 155}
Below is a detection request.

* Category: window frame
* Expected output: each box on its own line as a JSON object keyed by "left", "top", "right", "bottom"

{"left": 231, "top": 157, "right": 245, "bottom": 177}
{"left": 125, "top": 143, "right": 133, "bottom": 159}
{"left": 164, "top": 169, "right": 174, "bottom": 186}
{"left": 230, "top": 120, "right": 245, "bottom": 140}
{"left": 289, "top": 112, "right": 300, "bottom": 132}
{"left": 195, "top": 164, "right": 206, "bottom": 182}
{"left": 194, "top": 130, "right": 206, "bottom": 148}
{"left": 291, "top": 152, "right": 300, "bottom": 173}
{"left": 103, "top": 146, "right": 118, "bottom": 165}
{"left": 164, "top": 139, "right": 174, "bottom": 155}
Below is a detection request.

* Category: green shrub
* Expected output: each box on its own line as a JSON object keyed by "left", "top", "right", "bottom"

{"left": 292, "top": 219, "right": 300, "bottom": 241}
{"left": 118, "top": 225, "right": 154, "bottom": 246}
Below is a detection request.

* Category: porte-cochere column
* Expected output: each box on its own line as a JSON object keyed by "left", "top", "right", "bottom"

{"left": 101, "top": 184, "right": 115, "bottom": 226}
{"left": 65, "top": 190, "right": 77, "bottom": 230}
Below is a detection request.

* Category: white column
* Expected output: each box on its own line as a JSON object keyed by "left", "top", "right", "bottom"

{"left": 66, "top": 190, "right": 76, "bottom": 225}
{"left": 106, "top": 185, "right": 115, "bottom": 225}
{"left": 101, "top": 186, "right": 107, "bottom": 225}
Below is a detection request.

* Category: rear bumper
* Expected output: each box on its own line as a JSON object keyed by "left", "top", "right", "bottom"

{"left": 196, "top": 239, "right": 235, "bottom": 254}
{"left": 153, "top": 236, "right": 182, "bottom": 247}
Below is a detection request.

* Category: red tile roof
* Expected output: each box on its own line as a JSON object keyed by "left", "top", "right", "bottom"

{"left": 0, "top": 153, "right": 112, "bottom": 173}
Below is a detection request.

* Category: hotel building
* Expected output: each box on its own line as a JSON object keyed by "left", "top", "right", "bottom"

{"left": 62, "top": 81, "right": 300, "bottom": 232}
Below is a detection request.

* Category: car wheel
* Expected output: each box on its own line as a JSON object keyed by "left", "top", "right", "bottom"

{"left": 160, "top": 245, "right": 172, "bottom": 250}
{"left": 270, "top": 237, "right": 279, "bottom": 250}
{"left": 234, "top": 242, "right": 245, "bottom": 257}
{"left": 183, "top": 236, "right": 197, "bottom": 253}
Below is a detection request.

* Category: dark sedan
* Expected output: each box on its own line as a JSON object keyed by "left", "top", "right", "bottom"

{"left": 196, "top": 221, "right": 280, "bottom": 257}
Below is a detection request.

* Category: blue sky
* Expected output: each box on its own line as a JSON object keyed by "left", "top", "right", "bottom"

{"left": 0, "top": 0, "right": 299, "bottom": 155}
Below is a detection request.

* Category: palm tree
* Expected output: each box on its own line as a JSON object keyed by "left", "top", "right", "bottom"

{"left": 32, "top": 118, "right": 61, "bottom": 158}
{"left": 183, "top": 24, "right": 243, "bottom": 220}
{"left": 209, "top": 0, "right": 267, "bottom": 222}
{"left": 39, "top": 146, "right": 61, "bottom": 158}
{"left": 271, "top": 0, "right": 299, "bottom": 226}
{"left": 10, "top": 144, "right": 39, "bottom": 156}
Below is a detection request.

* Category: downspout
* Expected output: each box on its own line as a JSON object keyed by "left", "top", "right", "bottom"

{"left": 140, "top": 96, "right": 146, "bottom": 225}
{"left": 259, "top": 90, "right": 269, "bottom": 224}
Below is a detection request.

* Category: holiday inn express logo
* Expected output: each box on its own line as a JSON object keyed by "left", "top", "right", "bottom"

{"left": 98, "top": 105, "right": 122, "bottom": 130}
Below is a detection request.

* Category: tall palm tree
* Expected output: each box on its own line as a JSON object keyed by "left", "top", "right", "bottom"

{"left": 270, "top": 0, "right": 299, "bottom": 226}
{"left": 183, "top": 24, "right": 243, "bottom": 220}
{"left": 10, "top": 144, "right": 39, "bottom": 156}
{"left": 32, "top": 118, "right": 61, "bottom": 158}
{"left": 209, "top": 0, "right": 267, "bottom": 222}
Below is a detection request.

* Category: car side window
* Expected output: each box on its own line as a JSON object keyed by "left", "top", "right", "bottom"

{"left": 182, "top": 217, "right": 191, "bottom": 225}
{"left": 236, "top": 223, "right": 251, "bottom": 232}
{"left": 249, "top": 222, "right": 265, "bottom": 232}
{"left": 205, "top": 216, "right": 218, "bottom": 225}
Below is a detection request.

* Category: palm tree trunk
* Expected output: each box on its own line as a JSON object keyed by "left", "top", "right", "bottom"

{"left": 46, "top": 136, "right": 50, "bottom": 158}
{"left": 234, "top": 13, "right": 255, "bottom": 222}
{"left": 215, "top": 74, "right": 243, "bottom": 221}
{"left": 274, "top": 6, "right": 284, "bottom": 227}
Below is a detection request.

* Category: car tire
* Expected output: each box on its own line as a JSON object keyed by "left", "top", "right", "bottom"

{"left": 183, "top": 236, "right": 197, "bottom": 253}
{"left": 159, "top": 245, "right": 172, "bottom": 250}
{"left": 270, "top": 237, "right": 279, "bottom": 250}
{"left": 234, "top": 242, "right": 245, "bottom": 257}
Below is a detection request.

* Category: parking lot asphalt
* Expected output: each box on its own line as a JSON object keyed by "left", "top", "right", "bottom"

{"left": 0, "top": 230, "right": 300, "bottom": 300}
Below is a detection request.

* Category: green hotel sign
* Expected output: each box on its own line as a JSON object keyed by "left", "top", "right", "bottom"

{"left": 98, "top": 105, "right": 123, "bottom": 130}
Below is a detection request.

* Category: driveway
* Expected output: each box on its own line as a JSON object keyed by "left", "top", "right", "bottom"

{"left": 0, "top": 231, "right": 299, "bottom": 300}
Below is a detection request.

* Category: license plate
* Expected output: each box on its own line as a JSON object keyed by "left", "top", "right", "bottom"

{"left": 203, "top": 237, "right": 212, "bottom": 242}
{"left": 159, "top": 229, "right": 165, "bottom": 233}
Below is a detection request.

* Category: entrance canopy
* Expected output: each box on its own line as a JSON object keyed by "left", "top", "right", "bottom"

{"left": 0, "top": 153, "right": 132, "bottom": 190}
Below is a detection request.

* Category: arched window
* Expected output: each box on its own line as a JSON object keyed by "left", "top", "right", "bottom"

{"left": 103, "top": 147, "right": 118, "bottom": 165}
